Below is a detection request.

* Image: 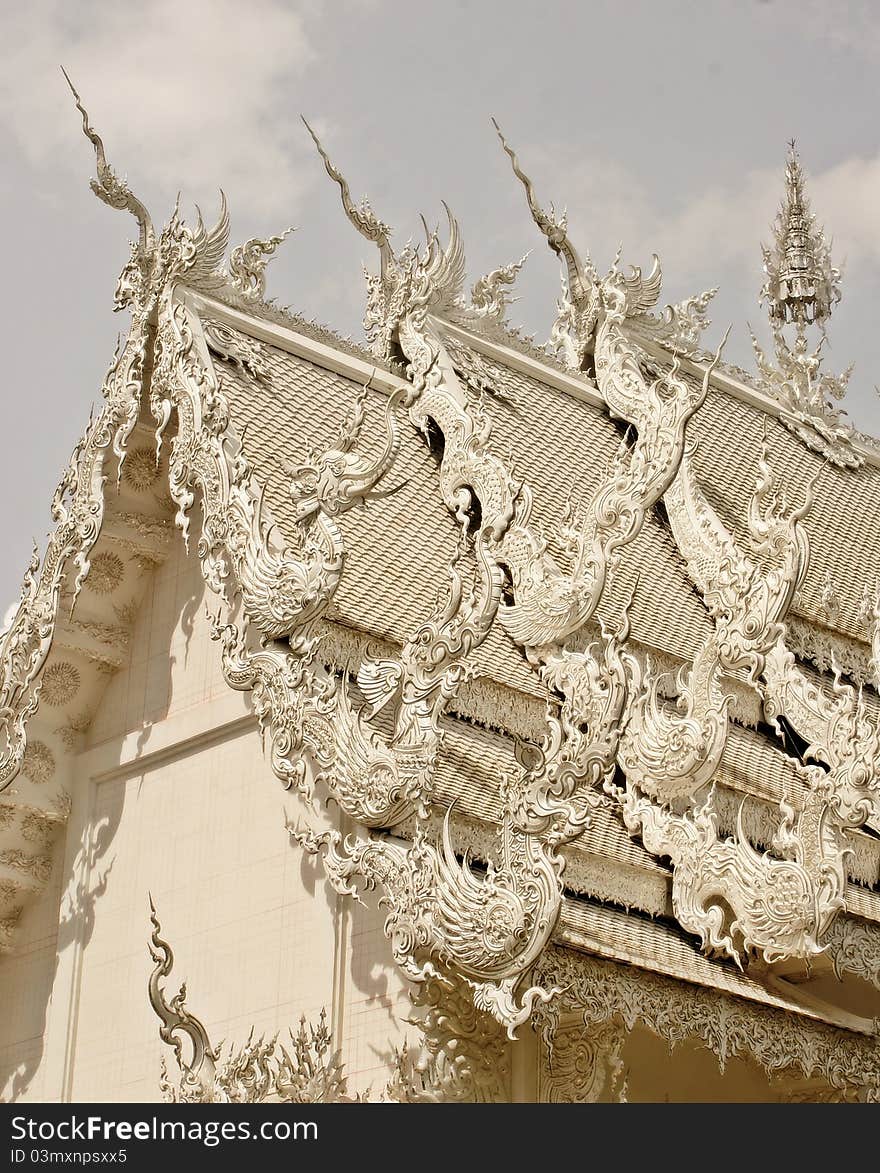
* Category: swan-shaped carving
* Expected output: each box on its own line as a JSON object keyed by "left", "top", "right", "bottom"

{"left": 324, "top": 532, "right": 502, "bottom": 826}
{"left": 292, "top": 806, "right": 563, "bottom": 1037}
{"left": 617, "top": 632, "right": 731, "bottom": 805}
{"left": 623, "top": 777, "right": 847, "bottom": 966}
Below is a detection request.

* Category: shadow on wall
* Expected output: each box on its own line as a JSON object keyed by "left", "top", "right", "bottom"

{"left": 0, "top": 532, "right": 204, "bottom": 1101}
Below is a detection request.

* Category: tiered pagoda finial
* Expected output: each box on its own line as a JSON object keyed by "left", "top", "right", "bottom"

{"left": 752, "top": 142, "right": 859, "bottom": 468}
{"left": 760, "top": 140, "right": 841, "bottom": 334}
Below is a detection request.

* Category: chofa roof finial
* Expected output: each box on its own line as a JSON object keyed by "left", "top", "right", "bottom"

{"left": 491, "top": 116, "right": 598, "bottom": 300}
{"left": 61, "top": 66, "right": 155, "bottom": 254}
{"left": 300, "top": 116, "right": 393, "bottom": 272}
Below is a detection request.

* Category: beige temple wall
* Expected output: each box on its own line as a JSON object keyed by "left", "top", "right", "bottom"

{"left": 0, "top": 538, "right": 411, "bottom": 1103}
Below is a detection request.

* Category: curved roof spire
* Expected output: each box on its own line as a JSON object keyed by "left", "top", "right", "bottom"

{"left": 61, "top": 66, "right": 155, "bottom": 255}
{"left": 760, "top": 140, "right": 841, "bottom": 332}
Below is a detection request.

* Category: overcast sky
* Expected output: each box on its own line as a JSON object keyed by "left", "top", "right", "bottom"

{"left": 2, "top": 0, "right": 880, "bottom": 609}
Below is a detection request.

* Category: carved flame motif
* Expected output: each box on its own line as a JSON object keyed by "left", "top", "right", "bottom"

{"left": 292, "top": 811, "right": 563, "bottom": 1038}
{"left": 149, "top": 901, "right": 354, "bottom": 1103}
{"left": 386, "top": 974, "right": 510, "bottom": 1102}
{"left": 656, "top": 417, "right": 880, "bottom": 963}
{"left": 151, "top": 903, "right": 508, "bottom": 1102}
{"left": 229, "top": 228, "right": 294, "bottom": 302}
{"left": 285, "top": 376, "right": 411, "bottom": 522}
{"left": 494, "top": 119, "right": 717, "bottom": 368}
{"left": 467, "top": 253, "right": 530, "bottom": 325}
{"left": 209, "top": 616, "right": 333, "bottom": 802}
{"left": 492, "top": 125, "right": 728, "bottom": 648}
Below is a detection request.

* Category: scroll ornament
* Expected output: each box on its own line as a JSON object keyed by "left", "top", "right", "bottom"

{"left": 539, "top": 1020, "right": 627, "bottom": 1103}
{"left": 150, "top": 903, "right": 509, "bottom": 1102}
{"left": 486, "top": 126, "right": 880, "bottom": 969}
{"left": 655, "top": 411, "right": 880, "bottom": 963}
{"left": 228, "top": 228, "right": 294, "bottom": 302}
{"left": 149, "top": 901, "right": 356, "bottom": 1103}
{"left": 57, "top": 107, "right": 564, "bottom": 1038}
{"left": 323, "top": 530, "right": 503, "bottom": 824}
{"left": 61, "top": 87, "right": 564, "bottom": 1037}
{"left": 297, "top": 121, "right": 734, "bottom": 1023}
{"left": 160, "top": 206, "right": 562, "bottom": 1030}
{"left": 302, "top": 118, "right": 790, "bottom": 991}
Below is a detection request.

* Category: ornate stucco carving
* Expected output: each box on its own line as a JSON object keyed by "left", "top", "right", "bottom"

{"left": 652, "top": 424, "right": 878, "bottom": 963}
{"left": 622, "top": 778, "right": 847, "bottom": 965}
{"left": 229, "top": 228, "right": 294, "bottom": 302}
{"left": 464, "top": 254, "right": 530, "bottom": 335}
{"left": 533, "top": 946, "right": 880, "bottom": 1101}
{"left": 324, "top": 531, "right": 502, "bottom": 825}
{"left": 752, "top": 143, "right": 860, "bottom": 469}
{"left": 299, "top": 121, "right": 733, "bottom": 1023}
{"left": 45, "top": 104, "right": 559, "bottom": 1038}
{"left": 493, "top": 119, "right": 717, "bottom": 367}
{"left": 0, "top": 78, "right": 193, "bottom": 949}
{"left": 149, "top": 902, "right": 356, "bottom": 1103}
{"left": 297, "top": 115, "right": 880, "bottom": 979}
{"left": 15, "top": 82, "right": 879, "bottom": 1077}
{"left": 510, "top": 609, "right": 638, "bottom": 847}
{"left": 152, "top": 296, "right": 351, "bottom": 640}
{"left": 386, "top": 974, "right": 510, "bottom": 1102}
{"left": 202, "top": 319, "right": 270, "bottom": 382}
{"left": 290, "top": 812, "right": 563, "bottom": 1036}
{"left": 491, "top": 127, "right": 880, "bottom": 969}
{"left": 615, "top": 631, "right": 730, "bottom": 806}
{"left": 825, "top": 915, "right": 880, "bottom": 985}
{"left": 787, "top": 614, "right": 879, "bottom": 685}
{"left": 0, "top": 75, "right": 150, "bottom": 793}
{"left": 538, "top": 1020, "right": 626, "bottom": 1103}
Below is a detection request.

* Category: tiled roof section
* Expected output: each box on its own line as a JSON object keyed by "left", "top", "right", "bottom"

{"left": 207, "top": 310, "right": 880, "bottom": 916}
{"left": 555, "top": 905, "right": 873, "bottom": 1030}
{"left": 215, "top": 325, "right": 540, "bottom": 699}
{"left": 446, "top": 327, "right": 880, "bottom": 649}
{"left": 441, "top": 333, "right": 713, "bottom": 666}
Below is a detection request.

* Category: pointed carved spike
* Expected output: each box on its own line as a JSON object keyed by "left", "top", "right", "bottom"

{"left": 62, "top": 67, "right": 154, "bottom": 250}
{"left": 492, "top": 117, "right": 598, "bottom": 307}
{"left": 793, "top": 456, "right": 828, "bottom": 522}
{"left": 301, "top": 115, "right": 392, "bottom": 255}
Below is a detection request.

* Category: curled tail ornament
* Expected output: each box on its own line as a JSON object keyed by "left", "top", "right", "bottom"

{"left": 292, "top": 806, "right": 563, "bottom": 1037}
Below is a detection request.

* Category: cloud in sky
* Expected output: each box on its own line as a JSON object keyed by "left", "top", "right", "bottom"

{"left": 2, "top": 0, "right": 880, "bottom": 613}
{"left": 525, "top": 142, "right": 880, "bottom": 300}
{"left": 1, "top": 0, "right": 316, "bottom": 218}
